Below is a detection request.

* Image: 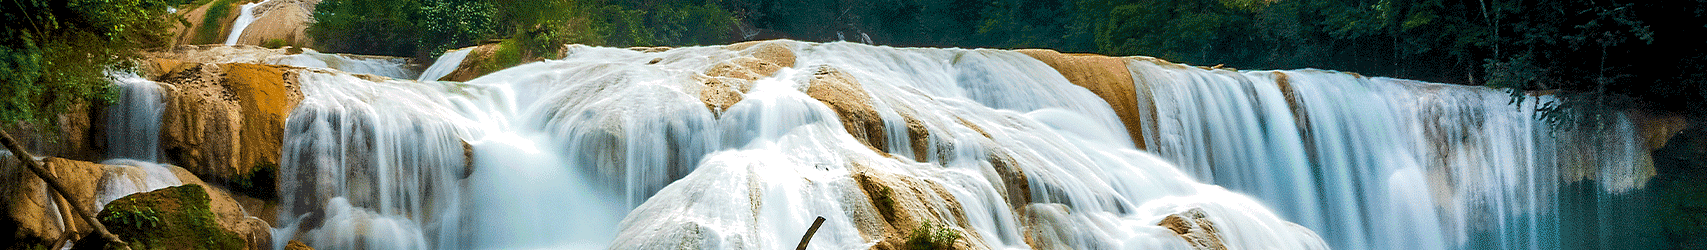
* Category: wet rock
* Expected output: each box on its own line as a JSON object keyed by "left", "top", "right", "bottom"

{"left": 1015, "top": 49, "right": 1147, "bottom": 149}
{"left": 806, "top": 66, "right": 888, "bottom": 154}
{"left": 1158, "top": 208, "right": 1227, "bottom": 250}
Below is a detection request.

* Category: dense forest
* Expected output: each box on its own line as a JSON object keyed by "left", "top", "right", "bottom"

{"left": 303, "top": 0, "right": 1707, "bottom": 128}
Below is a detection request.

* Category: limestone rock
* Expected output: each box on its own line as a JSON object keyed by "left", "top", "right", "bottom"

{"left": 1158, "top": 208, "right": 1228, "bottom": 250}
{"left": 1015, "top": 49, "right": 1147, "bottom": 149}
{"left": 805, "top": 66, "right": 888, "bottom": 154}
{"left": 158, "top": 62, "right": 301, "bottom": 199}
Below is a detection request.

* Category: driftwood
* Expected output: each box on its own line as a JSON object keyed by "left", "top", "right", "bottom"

{"left": 795, "top": 216, "right": 827, "bottom": 250}
{"left": 0, "top": 130, "right": 130, "bottom": 249}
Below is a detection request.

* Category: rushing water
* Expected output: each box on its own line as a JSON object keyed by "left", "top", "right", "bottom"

{"left": 268, "top": 41, "right": 1326, "bottom": 249}
{"left": 81, "top": 40, "right": 1662, "bottom": 249}
{"left": 1129, "top": 61, "right": 1655, "bottom": 249}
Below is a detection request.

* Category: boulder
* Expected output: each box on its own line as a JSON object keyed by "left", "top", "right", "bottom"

{"left": 91, "top": 185, "right": 248, "bottom": 250}
{"left": 1157, "top": 208, "right": 1228, "bottom": 250}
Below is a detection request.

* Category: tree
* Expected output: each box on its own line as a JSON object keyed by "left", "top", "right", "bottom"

{"left": 2, "top": 0, "right": 187, "bottom": 129}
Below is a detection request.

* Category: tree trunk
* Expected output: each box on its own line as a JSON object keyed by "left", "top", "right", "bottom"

{"left": 0, "top": 130, "right": 130, "bottom": 250}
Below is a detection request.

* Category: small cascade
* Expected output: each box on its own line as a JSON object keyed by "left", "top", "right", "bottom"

{"left": 224, "top": 0, "right": 272, "bottom": 45}
{"left": 104, "top": 73, "right": 166, "bottom": 161}
{"left": 267, "top": 49, "right": 419, "bottom": 79}
{"left": 417, "top": 48, "right": 472, "bottom": 81}
{"left": 95, "top": 159, "right": 184, "bottom": 208}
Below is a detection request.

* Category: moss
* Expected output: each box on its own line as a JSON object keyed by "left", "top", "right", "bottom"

{"left": 903, "top": 221, "right": 961, "bottom": 250}
{"left": 96, "top": 184, "right": 245, "bottom": 250}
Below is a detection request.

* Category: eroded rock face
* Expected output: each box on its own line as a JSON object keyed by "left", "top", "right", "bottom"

{"left": 1015, "top": 49, "right": 1146, "bottom": 149}
{"left": 157, "top": 62, "right": 301, "bottom": 198}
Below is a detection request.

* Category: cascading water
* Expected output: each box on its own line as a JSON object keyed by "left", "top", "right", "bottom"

{"left": 273, "top": 41, "right": 1329, "bottom": 249}
{"left": 417, "top": 48, "right": 472, "bottom": 81}
{"left": 1128, "top": 59, "right": 1658, "bottom": 249}
{"left": 224, "top": 0, "right": 272, "bottom": 45}
{"left": 105, "top": 73, "right": 166, "bottom": 161}
{"left": 267, "top": 49, "right": 420, "bottom": 79}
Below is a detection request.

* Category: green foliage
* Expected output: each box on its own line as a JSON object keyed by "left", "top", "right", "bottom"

{"left": 2, "top": 0, "right": 184, "bottom": 129}
{"left": 102, "top": 205, "right": 164, "bottom": 229}
{"left": 261, "top": 38, "right": 289, "bottom": 49}
{"left": 904, "top": 221, "right": 961, "bottom": 250}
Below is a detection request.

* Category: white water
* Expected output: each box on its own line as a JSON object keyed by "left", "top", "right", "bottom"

{"left": 224, "top": 0, "right": 272, "bottom": 45}
{"left": 271, "top": 41, "right": 1327, "bottom": 249}
{"left": 417, "top": 48, "right": 473, "bottom": 81}
{"left": 105, "top": 73, "right": 166, "bottom": 161}
{"left": 76, "top": 39, "right": 1659, "bottom": 249}
{"left": 1129, "top": 60, "right": 1653, "bottom": 249}
{"left": 267, "top": 49, "right": 420, "bottom": 79}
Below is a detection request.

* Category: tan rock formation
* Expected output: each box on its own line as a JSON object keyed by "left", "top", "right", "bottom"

{"left": 1016, "top": 49, "right": 1148, "bottom": 149}
{"left": 697, "top": 40, "right": 796, "bottom": 115}
{"left": 166, "top": 167, "right": 276, "bottom": 249}
{"left": 157, "top": 62, "right": 301, "bottom": 197}
{"left": 234, "top": 0, "right": 321, "bottom": 47}
{"left": 805, "top": 66, "right": 889, "bottom": 154}
{"left": 1158, "top": 208, "right": 1228, "bottom": 250}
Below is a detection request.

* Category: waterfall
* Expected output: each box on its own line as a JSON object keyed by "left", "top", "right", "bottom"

{"left": 272, "top": 41, "right": 1329, "bottom": 249}
{"left": 417, "top": 48, "right": 473, "bottom": 81}
{"left": 1129, "top": 59, "right": 1655, "bottom": 249}
{"left": 224, "top": 0, "right": 272, "bottom": 45}
{"left": 105, "top": 73, "right": 166, "bottom": 161}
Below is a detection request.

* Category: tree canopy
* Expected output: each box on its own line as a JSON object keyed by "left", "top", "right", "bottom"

{"left": 2, "top": 0, "right": 187, "bottom": 128}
